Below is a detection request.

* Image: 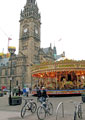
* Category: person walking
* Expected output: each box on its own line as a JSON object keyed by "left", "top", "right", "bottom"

{"left": 26, "top": 86, "right": 29, "bottom": 97}
{"left": 29, "top": 87, "right": 32, "bottom": 94}
{"left": 18, "top": 86, "right": 21, "bottom": 96}
{"left": 23, "top": 87, "right": 26, "bottom": 96}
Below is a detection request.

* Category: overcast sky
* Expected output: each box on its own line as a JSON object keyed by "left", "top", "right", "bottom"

{"left": 0, "top": 0, "right": 85, "bottom": 60}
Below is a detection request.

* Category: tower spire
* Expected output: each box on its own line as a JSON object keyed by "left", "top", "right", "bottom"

{"left": 20, "top": 0, "right": 40, "bottom": 21}
{"left": 27, "top": 0, "right": 30, "bottom": 3}
{"left": 27, "top": 0, "right": 35, "bottom": 4}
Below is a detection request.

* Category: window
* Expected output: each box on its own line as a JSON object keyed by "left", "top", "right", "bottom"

{"left": 16, "top": 81, "right": 18, "bottom": 86}
{"left": 34, "top": 55, "right": 39, "bottom": 61}
{"left": 5, "top": 69, "right": 8, "bottom": 75}
{"left": 0, "top": 69, "right": 2, "bottom": 76}
{"left": 22, "top": 46, "right": 27, "bottom": 50}
{"left": 12, "top": 69, "right": 14, "bottom": 75}
{"left": 0, "top": 78, "right": 1, "bottom": 84}
{"left": 35, "top": 46, "right": 38, "bottom": 50}
{"left": 12, "top": 62, "right": 16, "bottom": 67}
{"left": 4, "top": 78, "right": 7, "bottom": 84}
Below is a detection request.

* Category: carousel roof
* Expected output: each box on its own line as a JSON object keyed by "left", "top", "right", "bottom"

{"left": 31, "top": 59, "right": 85, "bottom": 77}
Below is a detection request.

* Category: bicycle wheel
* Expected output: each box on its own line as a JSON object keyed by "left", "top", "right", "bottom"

{"left": 78, "top": 105, "right": 82, "bottom": 119}
{"left": 74, "top": 111, "right": 77, "bottom": 120}
{"left": 21, "top": 105, "right": 26, "bottom": 118}
{"left": 47, "top": 102, "right": 53, "bottom": 115}
{"left": 37, "top": 106, "right": 46, "bottom": 120}
{"left": 31, "top": 102, "right": 37, "bottom": 113}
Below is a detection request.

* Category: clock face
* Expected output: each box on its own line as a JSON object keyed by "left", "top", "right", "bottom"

{"left": 24, "top": 28, "right": 28, "bottom": 33}
{"left": 35, "top": 28, "right": 38, "bottom": 34}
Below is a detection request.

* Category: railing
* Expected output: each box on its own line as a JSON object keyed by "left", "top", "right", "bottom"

{"left": 56, "top": 102, "right": 64, "bottom": 120}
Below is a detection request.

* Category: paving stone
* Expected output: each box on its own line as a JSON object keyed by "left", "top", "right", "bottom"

{"left": 0, "top": 95, "right": 85, "bottom": 120}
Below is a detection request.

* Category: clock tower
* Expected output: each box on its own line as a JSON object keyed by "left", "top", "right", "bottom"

{"left": 19, "top": 0, "right": 41, "bottom": 64}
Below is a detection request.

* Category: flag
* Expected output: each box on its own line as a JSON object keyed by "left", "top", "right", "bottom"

{"left": 8, "top": 37, "right": 12, "bottom": 40}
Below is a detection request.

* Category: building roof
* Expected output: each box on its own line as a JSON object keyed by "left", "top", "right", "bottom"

{"left": 42, "top": 47, "right": 50, "bottom": 54}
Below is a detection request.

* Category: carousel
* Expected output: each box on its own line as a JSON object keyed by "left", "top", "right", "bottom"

{"left": 31, "top": 59, "right": 85, "bottom": 95}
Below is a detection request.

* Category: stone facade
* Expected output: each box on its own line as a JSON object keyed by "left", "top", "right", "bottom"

{"left": 0, "top": 0, "right": 64, "bottom": 89}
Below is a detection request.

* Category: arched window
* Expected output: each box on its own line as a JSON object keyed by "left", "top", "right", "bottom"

{"left": 16, "top": 81, "right": 18, "bottom": 86}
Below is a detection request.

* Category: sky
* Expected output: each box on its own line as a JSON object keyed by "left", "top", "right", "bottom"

{"left": 0, "top": 0, "right": 85, "bottom": 60}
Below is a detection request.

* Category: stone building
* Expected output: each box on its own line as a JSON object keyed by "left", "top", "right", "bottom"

{"left": 0, "top": 0, "right": 65, "bottom": 89}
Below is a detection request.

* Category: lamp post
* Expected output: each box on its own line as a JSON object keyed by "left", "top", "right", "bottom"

{"left": 8, "top": 46, "right": 16, "bottom": 105}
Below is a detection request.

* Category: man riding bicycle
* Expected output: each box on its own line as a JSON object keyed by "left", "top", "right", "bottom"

{"left": 37, "top": 87, "right": 47, "bottom": 104}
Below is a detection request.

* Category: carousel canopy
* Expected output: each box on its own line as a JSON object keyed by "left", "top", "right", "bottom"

{"left": 31, "top": 59, "right": 85, "bottom": 78}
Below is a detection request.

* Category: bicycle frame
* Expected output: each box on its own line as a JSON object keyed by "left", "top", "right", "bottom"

{"left": 37, "top": 98, "right": 53, "bottom": 120}
{"left": 21, "top": 98, "right": 37, "bottom": 118}
{"left": 70, "top": 101, "right": 83, "bottom": 120}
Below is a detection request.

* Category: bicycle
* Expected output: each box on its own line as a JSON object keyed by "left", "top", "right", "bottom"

{"left": 37, "top": 97, "right": 53, "bottom": 120}
{"left": 70, "top": 100, "right": 83, "bottom": 120}
{"left": 21, "top": 98, "right": 37, "bottom": 118}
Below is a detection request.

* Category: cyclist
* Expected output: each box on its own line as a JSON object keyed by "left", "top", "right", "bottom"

{"left": 41, "top": 87, "right": 47, "bottom": 101}
{"left": 39, "top": 87, "right": 47, "bottom": 107}
{"left": 37, "top": 87, "right": 41, "bottom": 102}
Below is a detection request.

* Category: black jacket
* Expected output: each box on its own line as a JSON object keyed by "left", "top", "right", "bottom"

{"left": 42, "top": 89, "right": 47, "bottom": 98}
{"left": 37, "top": 89, "right": 41, "bottom": 98}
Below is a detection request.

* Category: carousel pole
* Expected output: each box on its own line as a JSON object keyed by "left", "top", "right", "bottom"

{"left": 54, "top": 61, "right": 57, "bottom": 89}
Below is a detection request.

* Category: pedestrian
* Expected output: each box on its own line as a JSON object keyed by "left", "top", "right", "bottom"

{"left": 26, "top": 86, "right": 29, "bottom": 97}
{"left": 12, "top": 87, "right": 17, "bottom": 96}
{"left": 23, "top": 87, "right": 26, "bottom": 96}
{"left": 15, "top": 87, "right": 18, "bottom": 96}
{"left": 29, "top": 87, "right": 32, "bottom": 93}
{"left": 18, "top": 86, "right": 21, "bottom": 96}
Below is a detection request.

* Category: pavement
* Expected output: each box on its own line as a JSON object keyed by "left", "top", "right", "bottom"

{"left": 0, "top": 94, "right": 85, "bottom": 120}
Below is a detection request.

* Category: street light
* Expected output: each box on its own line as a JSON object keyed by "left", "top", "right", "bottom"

{"left": 8, "top": 46, "right": 16, "bottom": 105}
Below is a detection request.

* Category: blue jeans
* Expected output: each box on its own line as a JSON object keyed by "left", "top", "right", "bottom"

{"left": 39, "top": 97, "right": 46, "bottom": 108}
